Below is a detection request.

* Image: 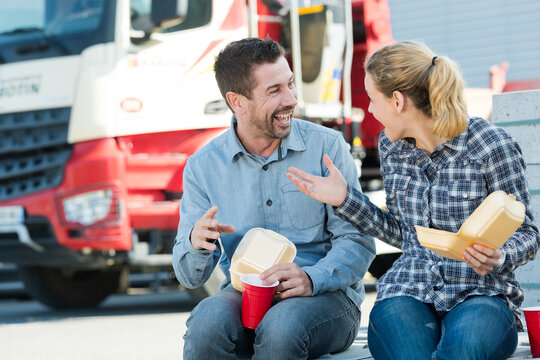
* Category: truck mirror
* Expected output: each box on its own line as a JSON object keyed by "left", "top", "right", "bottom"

{"left": 151, "top": 0, "right": 188, "bottom": 28}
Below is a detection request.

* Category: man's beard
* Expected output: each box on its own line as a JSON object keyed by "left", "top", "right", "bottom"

{"left": 252, "top": 107, "right": 293, "bottom": 139}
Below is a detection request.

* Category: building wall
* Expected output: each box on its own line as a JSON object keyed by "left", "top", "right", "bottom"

{"left": 388, "top": 0, "right": 540, "bottom": 88}
{"left": 492, "top": 90, "right": 540, "bottom": 308}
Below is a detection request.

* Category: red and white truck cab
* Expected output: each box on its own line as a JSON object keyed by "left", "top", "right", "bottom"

{"left": 0, "top": 0, "right": 247, "bottom": 308}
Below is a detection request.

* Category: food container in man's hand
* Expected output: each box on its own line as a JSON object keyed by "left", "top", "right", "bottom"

{"left": 416, "top": 191, "right": 526, "bottom": 261}
{"left": 230, "top": 228, "right": 296, "bottom": 292}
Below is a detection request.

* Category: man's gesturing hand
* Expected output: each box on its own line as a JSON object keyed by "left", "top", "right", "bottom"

{"left": 260, "top": 263, "right": 313, "bottom": 300}
{"left": 190, "top": 206, "right": 235, "bottom": 251}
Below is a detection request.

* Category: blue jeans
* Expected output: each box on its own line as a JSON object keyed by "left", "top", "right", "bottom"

{"left": 368, "top": 295, "right": 518, "bottom": 360}
{"left": 183, "top": 286, "right": 360, "bottom": 359}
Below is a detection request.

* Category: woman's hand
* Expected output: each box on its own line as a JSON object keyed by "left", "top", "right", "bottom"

{"left": 463, "top": 244, "right": 501, "bottom": 275}
{"left": 286, "top": 154, "right": 348, "bottom": 207}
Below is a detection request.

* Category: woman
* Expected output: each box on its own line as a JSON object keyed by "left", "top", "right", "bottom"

{"left": 287, "top": 41, "right": 539, "bottom": 360}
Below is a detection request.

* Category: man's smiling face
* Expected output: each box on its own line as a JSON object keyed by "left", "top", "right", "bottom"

{"left": 245, "top": 56, "right": 297, "bottom": 140}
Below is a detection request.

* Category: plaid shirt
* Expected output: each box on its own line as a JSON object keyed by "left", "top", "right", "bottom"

{"left": 336, "top": 117, "right": 539, "bottom": 330}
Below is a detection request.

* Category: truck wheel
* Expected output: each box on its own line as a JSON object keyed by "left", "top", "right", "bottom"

{"left": 18, "top": 266, "right": 128, "bottom": 309}
{"left": 186, "top": 266, "right": 225, "bottom": 303}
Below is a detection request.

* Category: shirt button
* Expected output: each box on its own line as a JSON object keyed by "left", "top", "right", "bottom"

{"left": 266, "top": 199, "right": 273, "bottom": 206}
{"left": 463, "top": 193, "right": 468, "bottom": 199}
{"left": 263, "top": 164, "right": 268, "bottom": 171}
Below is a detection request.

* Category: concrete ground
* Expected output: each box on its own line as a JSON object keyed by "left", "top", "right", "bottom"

{"left": 0, "top": 287, "right": 376, "bottom": 360}
{"left": 0, "top": 284, "right": 535, "bottom": 359}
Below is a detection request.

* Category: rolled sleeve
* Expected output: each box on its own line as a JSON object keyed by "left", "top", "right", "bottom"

{"left": 302, "top": 266, "right": 331, "bottom": 296}
{"left": 173, "top": 235, "right": 214, "bottom": 288}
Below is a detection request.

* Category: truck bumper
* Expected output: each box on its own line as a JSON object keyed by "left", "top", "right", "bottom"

{"left": 0, "top": 214, "right": 127, "bottom": 267}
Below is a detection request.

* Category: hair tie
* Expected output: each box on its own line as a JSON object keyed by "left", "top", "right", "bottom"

{"left": 432, "top": 56, "right": 438, "bottom": 66}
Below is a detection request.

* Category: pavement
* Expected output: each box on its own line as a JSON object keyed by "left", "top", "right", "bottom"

{"left": 0, "top": 270, "right": 536, "bottom": 359}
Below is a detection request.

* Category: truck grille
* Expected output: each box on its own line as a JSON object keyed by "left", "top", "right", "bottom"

{"left": 0, "top": 108, "right": 72, "bottom": 201}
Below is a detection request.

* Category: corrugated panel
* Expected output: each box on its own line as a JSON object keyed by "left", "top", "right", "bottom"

{"left": 388, "top": 0, "right": 540, "bottom": 87}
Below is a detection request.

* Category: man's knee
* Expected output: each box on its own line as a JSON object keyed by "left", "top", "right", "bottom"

{"left": 254, "top": 308, "right": 309, "bottom": 355}
{"left": 186, "top": 292, "right": 241, "bottom": 337}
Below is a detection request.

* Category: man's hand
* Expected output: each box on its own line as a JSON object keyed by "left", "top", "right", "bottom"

{"left": 260, "top": 263, "right": 313, "bottom": 300}
{"left": 463, "top": 244, "right": 501, "bottom": 275}
{"left": 190, "top": 206, "right": 235, "bottom": 251}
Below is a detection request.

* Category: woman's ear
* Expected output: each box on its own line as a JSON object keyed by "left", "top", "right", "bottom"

{"left": 392, "top": 90, "right": 406, "bottom": 113}
{"left": 226, "top": 91, "right": 244, "bottom": 114}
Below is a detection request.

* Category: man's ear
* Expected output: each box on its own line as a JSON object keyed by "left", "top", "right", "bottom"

{"left": 226, "top": 91, "right": 244, "bottom": 114}
{"left": 392, "top": 90, "right": 406, "bottom": 113}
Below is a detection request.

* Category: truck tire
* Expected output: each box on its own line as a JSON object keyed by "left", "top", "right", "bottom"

{"left": 18, "top": 266, "right": 128, "bottom": 309}
{"left": 186, "top": 266, "right": 225, "bottom": 303}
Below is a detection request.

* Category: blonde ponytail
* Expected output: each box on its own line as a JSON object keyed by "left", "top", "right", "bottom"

{"left": 365, "top": 41, "right": 468, "bottom": 140}
{"left": 429, "top": 56, "right": 468, "bottom": 139}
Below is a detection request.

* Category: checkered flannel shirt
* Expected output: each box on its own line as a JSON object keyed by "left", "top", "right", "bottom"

{"left": 335, "top": 117, "right": 539, "bottom": 330}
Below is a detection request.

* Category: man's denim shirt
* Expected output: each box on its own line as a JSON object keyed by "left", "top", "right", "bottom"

{"left": 173, "top": 118, "right": 376, "bottom": 309}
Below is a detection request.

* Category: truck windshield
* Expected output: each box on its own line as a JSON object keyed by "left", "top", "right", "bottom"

{"left": 130, "top": 0, "right": 212, "bottom": 35}
{"left": 0, "top": 0, "right": 116, "bottom": 64}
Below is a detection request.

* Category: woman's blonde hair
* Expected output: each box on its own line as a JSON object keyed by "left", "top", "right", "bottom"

{"left": 364, "top": 41, "right": 468, "bottom": 139}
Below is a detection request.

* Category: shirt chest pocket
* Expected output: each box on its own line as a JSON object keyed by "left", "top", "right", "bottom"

{"left": 281, "top": 183, "right": 325, "bottom": 230}
{"left": 446, "top": 179, "right": 486, "bottom": 224}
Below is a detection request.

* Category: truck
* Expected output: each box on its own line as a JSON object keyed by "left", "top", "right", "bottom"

{"left": 1, "top": 0, "right": 520, "bottom": 309}
{"left": 0, "top": 0, "right": 250, "bottom": 308}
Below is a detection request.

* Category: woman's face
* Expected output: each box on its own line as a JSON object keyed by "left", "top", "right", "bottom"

{"left": 364, "top": 73, "right": 406, "bottom": 142}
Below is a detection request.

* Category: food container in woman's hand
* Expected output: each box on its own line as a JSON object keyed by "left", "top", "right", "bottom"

{"left": 416, "top": 191, "right": 525, "bottom": 261}
{"left": 230, "top": 228, "right": 296, "bottom": 292}
{"left": 414, "top": 227, "right": 463, "bottom": 260}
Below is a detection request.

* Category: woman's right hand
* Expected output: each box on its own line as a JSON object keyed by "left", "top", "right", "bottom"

{"left": 286, "top": 154, "right": 348, "bottom": 207}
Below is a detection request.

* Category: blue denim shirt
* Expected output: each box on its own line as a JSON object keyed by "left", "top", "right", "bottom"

{"left": 173, "top": 118, "right": 376, "bottom": 309}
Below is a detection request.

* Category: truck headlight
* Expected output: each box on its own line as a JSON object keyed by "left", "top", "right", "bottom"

{"left": 61, "top": 189, "right": 115, "bottom": 226}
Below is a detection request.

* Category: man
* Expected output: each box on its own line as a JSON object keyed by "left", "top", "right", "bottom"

{"left": 173, "top": 38, "right": 375, "bottom": 359}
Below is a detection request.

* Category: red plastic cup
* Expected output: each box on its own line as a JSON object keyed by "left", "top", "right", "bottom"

{"left": 524, "top": 307, "right": 540, "bottom": 358}
{"left": 240, "top": 274, "right": 279, "bottom": 329}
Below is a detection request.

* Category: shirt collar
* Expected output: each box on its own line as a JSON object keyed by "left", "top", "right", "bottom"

{"left": 381, "top": 117, "right": 470, "bottom": 157}
{"left": 380, "top": 131, "right": 414, "bottom": 158}
{"left": 226, "top": 116, "right": 247, "bottom": 160}
{"left": 226, "top": 116, "right": 306, "bottom": 161}
{"left": 442, "top": 117, "right": 469, "bottom": 152}
{"left": 280, "top": 118, "right": 306, "bottom": 157}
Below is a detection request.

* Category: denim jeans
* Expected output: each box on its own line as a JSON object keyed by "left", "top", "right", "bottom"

{"left": 368, "top": 295, "right": 518, "bottom": 360}
{"left": 183, "top": 286, "right": 360, "bottom": 359}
